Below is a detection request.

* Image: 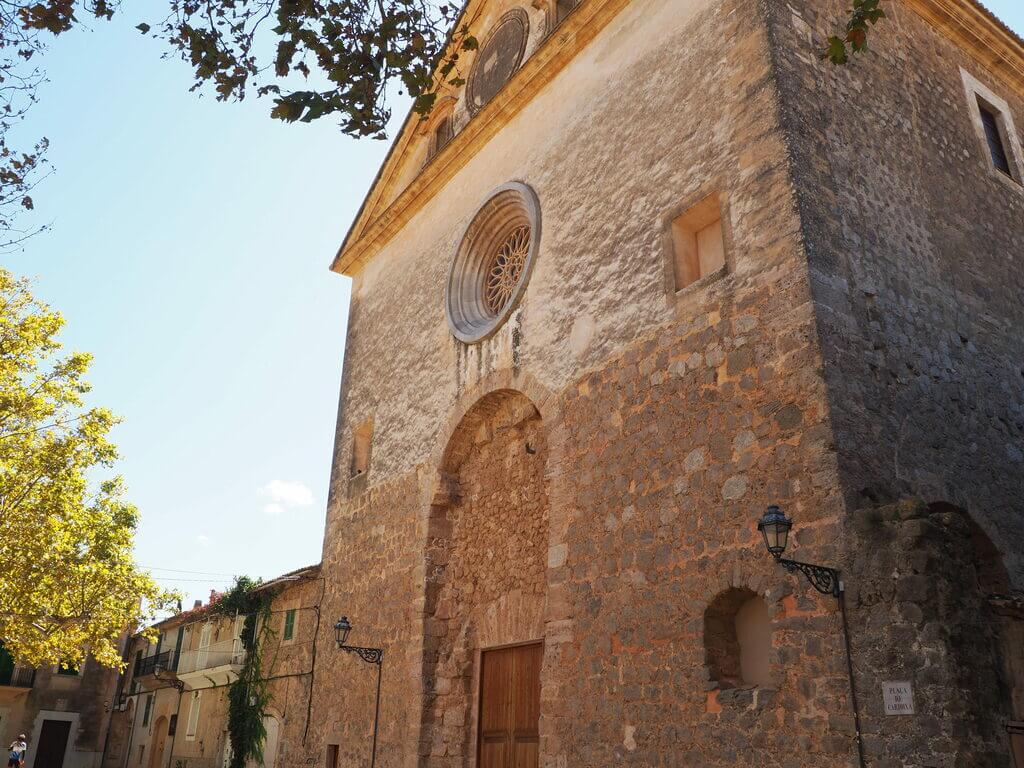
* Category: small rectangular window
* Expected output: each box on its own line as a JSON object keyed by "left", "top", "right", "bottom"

{"left": 57, "top": 661, "right": 79, "bottom": 676}
{"left": 283, "top": 609, "right": 296, "bottom": 641}
{"left": 351, "top": 420, "right": 373, "bottom": 477}
{"left": 327, "top": 745, "right": 339, "bottom": 768}
{"left": 669, "top": 194, "right": 726, "bottom": 291}
{"left": 978, "top": 99, "right": 1013, "bottom": 177}
{"left": 433, "top": 117, "right": 453, "bottom": 156}
{"left": 142, "top": 694, "right": 153, "bottom": 726}
{"left": 186, "top": 691, "right": 202, "bottom": 740}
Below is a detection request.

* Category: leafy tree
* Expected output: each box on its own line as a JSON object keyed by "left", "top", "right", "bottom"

{"left": 823, "top": 0, "right": 887, "bottom": 65}
{"left": 0, "top": 267, "right": 175, "bottom": 669}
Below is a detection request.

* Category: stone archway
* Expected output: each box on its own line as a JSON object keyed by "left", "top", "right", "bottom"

{"left": 419, "top": 387, "right": 551, "bottom": 768}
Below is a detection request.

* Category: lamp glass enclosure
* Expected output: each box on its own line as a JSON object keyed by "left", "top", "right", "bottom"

{"left": 335, "top": 616, "right": 352, "bottom": 647}
{"left": 758, "top": 505, "right": 792, "bottom": 558}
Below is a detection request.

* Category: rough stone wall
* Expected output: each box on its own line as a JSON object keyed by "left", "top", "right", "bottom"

{"left": 312, "top": 470, "right": 429, "bottom": 768}
{"left": 263, "top": 577, "right": 323, "bottom": 766}
{"left": 765, "top": 0, "right": 1024, "bottom": 583}
{"left": 847, "top": 500, "right": 1013, "bottom": 768}
{"left": 311, "top": 0, "right": 868, "bottom": 765}
{"left": 421, "top": 394, "right": 549, "bottom": 766}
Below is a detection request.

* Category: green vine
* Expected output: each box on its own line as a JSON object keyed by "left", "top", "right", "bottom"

{"left": 212, "top": 576, "right": 275, "bottom": 768}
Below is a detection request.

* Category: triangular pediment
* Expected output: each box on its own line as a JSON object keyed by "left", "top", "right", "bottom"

{"left": 331, "top": 0, "right": 1024, "bottom": 276}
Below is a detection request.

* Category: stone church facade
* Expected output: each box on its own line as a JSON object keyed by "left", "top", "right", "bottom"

{"left": 299, "top": 0, "right": 1024, "bottom": 766}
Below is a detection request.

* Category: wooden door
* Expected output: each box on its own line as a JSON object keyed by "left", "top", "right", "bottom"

{"left": 477, "top": 644, "right": 542, "bottom": 768}
{"left": 34, "top": 720, "right": 71, "bottom": 768}
{"left": 148, "top": 717, "right": 167, "bottom": 768}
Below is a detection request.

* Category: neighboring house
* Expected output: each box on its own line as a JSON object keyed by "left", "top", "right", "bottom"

{"left": 304, "top": 0, "right": 1024, "bottom": 767}
{"left": 103, "top": 565, "right": 322, "bottom": 768}
{"left": 0, "top": 640, "right": 122, "bottom": 768}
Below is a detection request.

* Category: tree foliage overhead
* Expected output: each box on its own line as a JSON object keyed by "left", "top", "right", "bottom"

{"left": 0, "top": 268, "right": 175, "bottom": 669}
{"left": 145, "top": 0, "right": 478, "bottom": 138}
{"left": 823, "top": 0, "right": 886, "bottom": 65}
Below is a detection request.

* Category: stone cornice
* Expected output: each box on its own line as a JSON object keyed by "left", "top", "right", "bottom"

{"left": 907, "top": 0, "right": 1024, "bottom": 96}
{"left": 331, "top": 0, "right": 1024, "bottom": 277}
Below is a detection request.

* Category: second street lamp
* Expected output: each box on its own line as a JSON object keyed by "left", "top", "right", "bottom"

{"left": 334, "top": 616, "right": 384, "bottom": 768}
{"left": 756, "top": 505, "right": 865, "bottom": 768}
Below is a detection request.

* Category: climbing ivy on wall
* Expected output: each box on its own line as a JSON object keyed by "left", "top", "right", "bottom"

{"left": 212, "top": 576, "right": 275, "bottom": 768}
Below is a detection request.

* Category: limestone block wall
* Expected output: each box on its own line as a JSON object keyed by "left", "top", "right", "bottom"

{"left": 766, "top": 0, "right": 1024, "bottom": 581}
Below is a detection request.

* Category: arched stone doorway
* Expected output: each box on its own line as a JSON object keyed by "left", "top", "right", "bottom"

{"left": 420, "top": 388, "right": 551, "bottom": 768}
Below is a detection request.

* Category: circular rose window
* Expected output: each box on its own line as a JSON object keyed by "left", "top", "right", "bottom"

{"left": 466, "top": 8, "right": 530, "bottom": 115}
{"left": 446, "top": 182, "right": 541, "bottom": 343}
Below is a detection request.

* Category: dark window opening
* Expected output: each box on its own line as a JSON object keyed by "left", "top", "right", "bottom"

{"left": 433, "top": 116, "right": 453, "bottom": 157}
{"left": 979, "top": 99, "right": 1013, "bottom": 177}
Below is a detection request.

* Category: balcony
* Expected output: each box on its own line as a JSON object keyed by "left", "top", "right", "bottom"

{"left": 0, "top": 667, "right": 35, "bottom": 690}
{"left": 132, "top": 651, "right": 177, "bottom": 690}
{"left": 175, "top": 640, "right": 246, "bottom": 690}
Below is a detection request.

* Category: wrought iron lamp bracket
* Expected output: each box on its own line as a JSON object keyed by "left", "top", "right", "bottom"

{"left": 340, "top": 644, "right": 384, "bottom": 665}
{"left": 777, "top": 557, "right": 842, "bottom": 597}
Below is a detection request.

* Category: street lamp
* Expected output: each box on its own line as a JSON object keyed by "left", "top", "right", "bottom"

{"left": 755, "top": 506, "right": 865, "bottom": 768}
{"left": 757, "top": 505, "right": 839, "bottom": 596}
{"left": 334, "top": 617, "right": 384, "bottom": 768}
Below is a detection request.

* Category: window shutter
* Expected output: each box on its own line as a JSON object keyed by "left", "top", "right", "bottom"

{"left": 186, "top": 691, "right": 202, "bottom": 740}
{"left": 979, "top": 101, "right": 1012, "bottom": 176}
{"left": 284, "top": 610, "right": 296, "bottom": 641}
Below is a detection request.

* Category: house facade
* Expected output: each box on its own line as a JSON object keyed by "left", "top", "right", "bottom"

{"left": 0, "top": 642, "right": 122, "bottom": 768}
{"left": 303, "top": 0, "right": 1024, "bottom": 767}
{"left": 104, "top": 564, "right": 322, "bottom": 768}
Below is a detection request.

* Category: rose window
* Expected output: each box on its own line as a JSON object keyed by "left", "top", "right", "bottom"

{"left": 445, "top": 182, "right": 541, "bottom": 344}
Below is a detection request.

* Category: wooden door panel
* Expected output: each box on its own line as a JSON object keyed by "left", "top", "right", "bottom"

{"left": 511, "top": 645, "right": 542, "bottom": 734}
{"left": 512, "top": 738, "right": 539, "bottom": 768}
{"left": 479, "top": 646, "right": 513, "bottom": 733}
{"left": 479, "top": 736, "right": 509, "bottom": 768}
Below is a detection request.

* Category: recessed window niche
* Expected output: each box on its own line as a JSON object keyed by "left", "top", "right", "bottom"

{"left": 350, "top": 419, "right": 373, "bottom": 477}
{"left": 667, "top": 193, "right": 726, "bottom": 292}
{"left": 704, "top": 588, "right": 772, "bottom": 689}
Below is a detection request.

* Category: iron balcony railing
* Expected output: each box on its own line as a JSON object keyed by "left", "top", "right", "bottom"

{"left": 0, "top": 667, "right": 36, "bottom": 688}
{"left": 134, "top": 650, "right": 176, "bottom": 677}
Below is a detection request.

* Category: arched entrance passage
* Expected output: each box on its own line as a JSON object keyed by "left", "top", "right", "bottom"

{"left": 420, "top": 388, "right": 551, "bottom": 768}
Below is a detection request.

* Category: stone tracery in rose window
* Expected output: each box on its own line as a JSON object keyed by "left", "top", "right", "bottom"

{"left": 484, "top": 225, "right": 531, "bottom": 316}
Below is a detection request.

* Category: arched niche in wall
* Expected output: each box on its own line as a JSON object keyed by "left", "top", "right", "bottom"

{"left": 704, "top": 588, "right": 772, "bottom": 689}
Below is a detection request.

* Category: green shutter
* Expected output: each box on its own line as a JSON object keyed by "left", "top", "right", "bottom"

{"left": 283, "top": 609, "right": 296, "bottom": 641}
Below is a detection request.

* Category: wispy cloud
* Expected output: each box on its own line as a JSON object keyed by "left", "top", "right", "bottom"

{"left": 197, "top": 534, "right": 211, "bottom": 547}
{"left": 260, "top": 480, "right": 314, "bottom": 516}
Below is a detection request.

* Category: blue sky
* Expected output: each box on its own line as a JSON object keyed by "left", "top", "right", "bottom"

{"left": 4, "top": 1, "right": 1023, "bottom": 606}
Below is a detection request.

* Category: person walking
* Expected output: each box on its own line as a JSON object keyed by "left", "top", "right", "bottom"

{"left": 7, "top": 735, "right": 27, "bottom": 768}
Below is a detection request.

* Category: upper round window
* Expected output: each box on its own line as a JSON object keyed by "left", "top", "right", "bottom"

{"left": 446, "top": 182, "right": 541, "bottom": 344}
{"left": 467, "top": 9, "right": 530, "bottom": 115}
